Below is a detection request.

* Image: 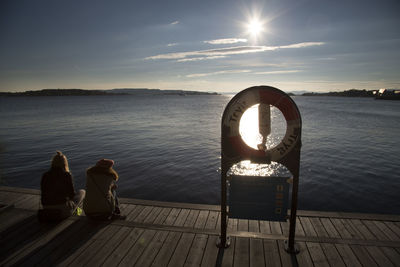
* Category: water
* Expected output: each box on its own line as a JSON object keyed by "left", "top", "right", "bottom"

{"left": 0, "top": 95, "right": 399, "bottom": 214}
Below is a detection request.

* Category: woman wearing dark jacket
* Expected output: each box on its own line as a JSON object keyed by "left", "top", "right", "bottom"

{"left": 40, "top": 151, "right": 85, "bottom": 218}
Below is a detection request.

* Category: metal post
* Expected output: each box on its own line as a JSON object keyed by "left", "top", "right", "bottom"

{"left": 217, "top": 164, "right": 230, "bottom": 248}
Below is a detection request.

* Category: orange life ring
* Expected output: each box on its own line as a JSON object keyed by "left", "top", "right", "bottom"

{"left": 222, "top": 86, "right": 301, "bottom": 162}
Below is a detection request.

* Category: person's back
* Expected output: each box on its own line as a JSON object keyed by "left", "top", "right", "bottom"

{"left": 83, "top": 159, "right": 125, "bottom": 220}
{"left": 83, "top": 166, "right": 115, "bottom": 216}
{"left": 39, "top": 151, "right": 85, "bottom": 221}
{"left": 41, "top": 167, "right": 75, "bottom": 206}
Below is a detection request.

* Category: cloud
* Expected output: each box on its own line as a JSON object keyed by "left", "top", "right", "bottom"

{"left": 254, "top": 70, "right": 302, "bottom": 74}
{"left": 167, "top": 43, "right": 178, "bottom": 47}
{"left": 170, "top": 21, "right": 179, "bottom": 25}
{"left": 186, "top": 69, "right": 251, "bottom": 78}
{"left": 177, "top": 56, "right": 227, "bottom": 62}
{"left": 204, "top": 38, "right": 248, "bottom": 45}
{"left": 145, "top": 42, "right": 325, "bottom": 60}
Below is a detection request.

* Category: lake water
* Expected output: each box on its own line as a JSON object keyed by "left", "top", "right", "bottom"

{"left": 0, "top": 94, "right": 399, "bottom": 214}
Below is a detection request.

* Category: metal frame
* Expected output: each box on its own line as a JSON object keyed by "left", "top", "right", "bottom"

{"left": 217, "top": 86, "right": 302, "bottom": 254}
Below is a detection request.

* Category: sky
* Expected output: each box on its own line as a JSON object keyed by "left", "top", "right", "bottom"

{"left": 1, "top": 0, "right": 399, "bottom": 93}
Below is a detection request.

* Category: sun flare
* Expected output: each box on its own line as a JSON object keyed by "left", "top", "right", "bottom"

{"left": 246, "top": 18, "right": 264, "bottom": 38}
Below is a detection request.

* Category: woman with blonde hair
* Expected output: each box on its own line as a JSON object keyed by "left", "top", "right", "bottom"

{"left": 40, "top": 151, "right": 85, "bottom": 221}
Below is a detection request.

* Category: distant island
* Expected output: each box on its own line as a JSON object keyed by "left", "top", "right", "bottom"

{"left": 301, "top": 89, "right": 374, "bottom": 97}
{"left": 0, "top": 88, "right": 219, "bottom": 96}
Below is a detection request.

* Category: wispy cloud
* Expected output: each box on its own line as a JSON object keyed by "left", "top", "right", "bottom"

{"left": 170, "top": 21, "right": 179, "bottom": 25}
{"left": 254, "top": 70, "right": 302, "bottom": 74}
{"left": 204, "top": 38, "right": 248, "bottom": 45}
{"left": 177, "top": 56, "right": 226, "bottom": 62}
{"left": 145, "top": 42, "right": 325, "bottom": 60}
{"left": 167, "top": 43, "right": 178, "bottom": 47}
{"left": 186, "top": 69, "right": 251, "bottom": 78}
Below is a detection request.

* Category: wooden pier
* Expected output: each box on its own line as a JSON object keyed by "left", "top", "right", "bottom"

{"left": 0, "top": 186, "right": 399, "bottom": 266}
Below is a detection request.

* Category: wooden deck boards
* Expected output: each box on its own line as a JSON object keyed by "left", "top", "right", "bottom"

{"left": 0, "top": 186, "right": 399, "bottom": 266}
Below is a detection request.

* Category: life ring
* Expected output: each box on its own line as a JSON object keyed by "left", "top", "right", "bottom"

{"left": 222, "top": 86, "right": 301, "bottom": 162}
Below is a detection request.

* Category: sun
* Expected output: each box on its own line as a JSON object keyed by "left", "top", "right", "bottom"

{"left": 246, "top": 18, "right": 264, "bottom": 38}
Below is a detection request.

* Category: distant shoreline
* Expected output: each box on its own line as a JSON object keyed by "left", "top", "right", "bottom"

{"left": 0, "top": 88, "right": 220, "bottom": 97}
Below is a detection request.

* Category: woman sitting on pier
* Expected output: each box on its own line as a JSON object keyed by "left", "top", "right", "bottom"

{"left": 83, "top": 159, "right": 125, "bottom": 220}
{"left": 40, "top": 151, "right": 86, "bottom": 220}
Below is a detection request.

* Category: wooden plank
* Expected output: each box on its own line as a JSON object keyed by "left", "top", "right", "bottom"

{"left": 135, "top": 206, "right": 155, "bottom": 223}
{"left": 184, "top": 234, "right": 208, "bottom": 266}
{"left": 19, "top": 195, "right": 40, "bottom": 210}
{"left": 277, "top": 239, "right": 295, "bottom": 267}
{"left": 102, "top": 227, "right": 144, "bottom": 267}
{"left": 84, "top": 225, "right": 132, "bottom": 266}
{"left": 135, "top": 230, "right": 169, "bottom": 267}
{"left": 280, "top": 221, "right": 289, "bottom": 236}
{"left": 384, "top": 222, "right": 400, "bottom": 239}
{"left": 0, "top": 216, "right": 44, "bottom": 259}
{"left": 259, "top": 221, "right": 271, "bottom": 234}
{"left": 163, "top": 208, "right": 181, "bottom": 225}
{"left": 330, "top": 218, "right": 353, "bottom": 239}
{"left": 184, "top": 209, "right": 200, "bottom": 228}
{"left": 237, "top": 219, "right": 249, "bottom": 232}
{"left": 339, "top": 219, "right": 364, "bottom": 239}
{"left": 8, "top": 193, "right": 31, "bottom": 208}
{"left": 151, "top": 231, "right": 181, "bottom": 267}
{"left": 233, "top": 237, "right": 249, "bottom": 267}
{"left": 365, "top": 246, "right": 395, "bottom": 267}
{"left": 351, "top": 244, "right": 378, "bottom": 267}
{"left": 296, "top": 242, "right": 314, "bottom": 267}
{"left": 167, "top": 233, "right": 195, "bottom": 267}
{"left": 380, "top": 247, "right": 400, "bottom": 267}
{"left": 270, "top": 221, "right": 283, "bottom": 235}
{"left": 216, "top": 212, "right": 221, "bottom": 230}
{"left": 320, "top": 217, "right": 341, "bottom": 238}
{"left": 295, "top": 217, "right": 305, "bottom": 237}
{"left": 200, "top": 235, "right": 219, "bottom": 267}
{"left": 227, "top": 218, "right": 238, "bottom": 231}
{"left": 0, "top": 208, "right": 33, "bottom": 233}
{"left": 18, "top": 218, "right": 91, "bottom": 266}
{"left": 249, "top": 238, "right": 265, "bottom": 267}
{"left": 118, "top": 229, "right": 157, "bottom": 267}
{"left": 309, "top": 217, "right": 328, "bottom": 237}
{"left": 350, "top": 219, "right": 376, "bottom": 240}
{"left": 204, "top": 211, "right": 218, "bottom": 229}
{"left": 306, "top": 242, "right": 330, "bottom": 267}
{"left": 67, "top": 224, "right": 121, "bottom": 267}
{"left": 299, "top": 217, "right": 317, "bottom": 237}
{"left": 154, "top": 207, "right": 172, "bottom": 225}
{"left": 335, "top": 244, "right": 362, "bottom": 267}
{"left": 0, "top": 219, "right": 75, "bottom": 266}
{"left": 56, "top": 224, "right": 109, "bottom": 266}
{"left": 144, "top": 207, "right": 163, "bottom": 224}
{"left": 364, "top": 220, "right": 390, "bottom": 241}
{"left": 221, "top": 237, "right": 235, "bottom": 267}
{"left": 320, "top": 242, "right": 346, "bottom": 267}
{"left": 36, "top": 219, "right": 103, "bottom": 265}
{"left": 127, "top": 205, "right": 146, "bottom": 221}
{"left": 263, "top": 239, "right": 281, "bottom": 267}
{"left": 248, "top": 220, "right": 259, "bottom": 233}
{"left": 123, "top": 204, "right": 139, "bottom": 217}
{"left": 373, "top": 220, "right": 398, "bottom": 241}
{"left": 194, "top": 210, "right": 209, "bottom": 229}
{"left": 173, "top": 209, "right": 190, "bottom": 227}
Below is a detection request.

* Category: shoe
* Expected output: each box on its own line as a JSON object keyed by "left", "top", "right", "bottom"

{"left": 114, "top": 207, "right": 121, "bottom": 215}
{"left": 111, "top": 213, "right": 126, "bottom": 220}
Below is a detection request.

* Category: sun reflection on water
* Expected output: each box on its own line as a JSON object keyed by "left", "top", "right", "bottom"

{"left": 229, "top": 160, "right": 291, "bottom": 177}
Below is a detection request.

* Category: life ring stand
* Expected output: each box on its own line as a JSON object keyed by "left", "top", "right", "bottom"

{"left": 222, "top": 85, "right": 301, "bottom": 163}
